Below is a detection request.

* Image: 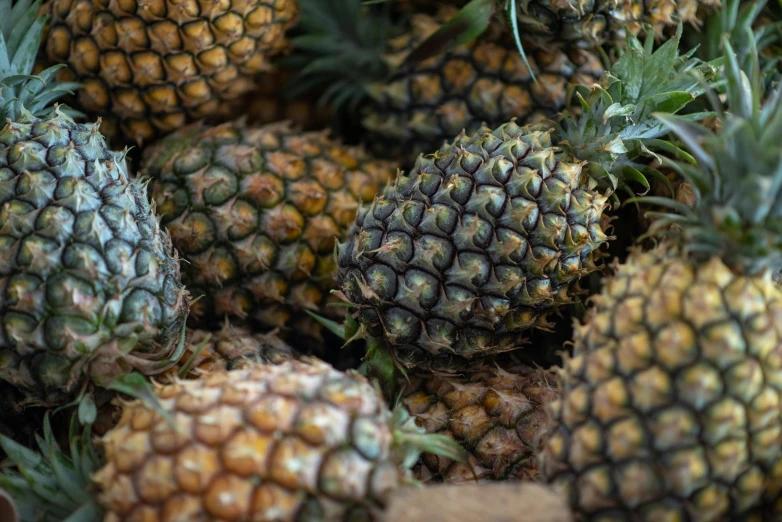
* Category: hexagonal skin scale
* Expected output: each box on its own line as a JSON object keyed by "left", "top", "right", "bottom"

{"left": 141, "top": 119, "right": 395, "bottom": 339}
{"left": 43, "top": 0, "right": 298, "bottom": 145}
{"left": 363, "top": 7, "right": 604, "bottom": 167}
{"left": 402, "top": 361, "right": 557, "bottom": 483}
{"left": 0, "top": 111, "right": 189, "bottom": 407}
{"left": 338, "top": 120, "right": 611, "bottom": 371}
{"left": 540, "top": 244, "right": 782, "bottom": 521}
{"left": 95, "top": 359, "right": 407, "bottom": 522}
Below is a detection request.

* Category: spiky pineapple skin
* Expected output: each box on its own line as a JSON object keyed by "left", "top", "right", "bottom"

{"left": 0, "top": 111, "right": 189, "bottom": 407}
{"left": 403, "top": 362, "right": 557, "bottom": 483}
{"left": 515, "top": 0, "right": 719, "bottom": 50}
{"left": 43, "top": 0, "right": 298, "bottom": 145}
{"left": 164, "top": 325, "right": 297, "bottom": 381}
{"left": 94, "top": 360, "right": 409, "bottom": 522}
{"left": 364, "top": 9, "right": 603, "bottom": 166}
{"left": 338, "top": 120, "right": 611, "bottom": 370}
{"left": 540, "top": 245, "right": 782, "bottom": 521}
{"left": 142, "top": 119, "right": 394, "bottom": 340}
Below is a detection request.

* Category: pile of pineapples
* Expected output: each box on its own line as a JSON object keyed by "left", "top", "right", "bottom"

{"left": 0, "top": 0, "right": 781, "bottom": 520}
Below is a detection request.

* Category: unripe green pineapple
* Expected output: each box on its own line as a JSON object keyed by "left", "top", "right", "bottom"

{"left": 540, "top": 41, "right": 782, "bottom": 521}
{"left": 338, "top": 30, "right": 713, "bottom": 371}
{"left": 0, "top": 0, "right": 190, "bottom": 408}
{"left": 141, "top": 119, "right": 394, "bottom": 340}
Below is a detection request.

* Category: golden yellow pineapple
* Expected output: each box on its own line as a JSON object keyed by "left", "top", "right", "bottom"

{"left": 402, "top": 362, "right": 557, "bottom": 484}
{"left": 43, "top": 0, "right": 299, "bottom": 145}
{"left": 0, "top": 359, "right": 464, "bottom": 521}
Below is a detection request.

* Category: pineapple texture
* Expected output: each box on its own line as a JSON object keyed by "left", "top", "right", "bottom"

{"left": 162, "top": 325, "right": 297, "bottom": 381}
{"left": 142, "top": 119, "right": 394, "bottom": 339}
{"left": 43, "top": 0, "right": 299, "bottom": 144}
{"left": 403, "top": 362, "right": 557, "bottom": 483}
{"left": 338, "top": 120, "right": 611, "bottom": 370}
{"left": 94, "top": 360, "right": 412, "bottom": 522}
{"left": 540, "top": 245, "right": 782, "bottom": 520}
{"left": 0, "top": 110, "right": 189, "bottom": 407}
{"left": 514, "top": 0, "right": 720, "bottom": 49}
{"left": 364, "top": 8, "right": 603, "bottom": 166}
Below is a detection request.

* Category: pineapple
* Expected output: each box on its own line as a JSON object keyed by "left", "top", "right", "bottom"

{"left": 0, "top": 0, "right": 190, "bottom": 408}
{"left": 503, "top": 0, "right": 720, "bottom": 50}
{"left": 539, "top": 42, "right": 782, "bottom": 520}
{"left": 288, "top": 0, "right": 603, "bottom": 166}
{"left": 0, "top": 360, "right": 464, "bottom": 522}
{"left": 42, "top": 0, "right": 299, "bottom": 145}
{"left": 140, "top": 119, "right": 394, "bottom": 340}
{"left": 337, "top": 30, "right": 713, "bottom": 371}
{"left": 402, "top": 361, "right": 557, "bottom": 484}
{"left": 163, "top": 325, "right": 298, "bottom": 381}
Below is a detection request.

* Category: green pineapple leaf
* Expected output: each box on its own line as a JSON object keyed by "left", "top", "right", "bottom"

{"left": 0, "top": 414, "right": 102, "bottom": 522}
{"left": 0, "top": 0, "right": 82, "bottom": 120}
{"left": 645, "top": 37, "right": 782, "bottom": 274}
{"left": 282, "top": 0, "right": 390, "bottom": 117}
{"left": 401, "top": 0, "right": 495, "bottom": 66}
{"left": 556, "top": 27, "right": 718, "bottom": 195}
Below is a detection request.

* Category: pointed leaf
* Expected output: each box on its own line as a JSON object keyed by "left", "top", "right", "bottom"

{"left": 402, "top": 0, "right": 495, "bottom": 66}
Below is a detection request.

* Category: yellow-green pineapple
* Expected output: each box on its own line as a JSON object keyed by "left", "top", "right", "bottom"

{"left": 540, "top": 41, "right": 782, "bottom": 521}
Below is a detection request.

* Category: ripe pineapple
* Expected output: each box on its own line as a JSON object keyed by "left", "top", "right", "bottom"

{"left": 0, "top": 360, "right": 464, "bottom": 522}
{"left": 288, "top": 1, "right": 603, "bottom": 166}
{"left": 539, "top": 44, "right": 782, "bottom": 520}
{"left": 0, "top": 0, "right": 190, "bottom": 408}
{"left": 337, "top": 30, "right": 712, "bottom": 371}
{"left": 42, "top": 0, "right": 299, "bottom": 145}
{"left": 402, "top": 361, "right": 557, "bottom": 483}
{"left": 141, "top": 119, "right": 394, "bottom": 340}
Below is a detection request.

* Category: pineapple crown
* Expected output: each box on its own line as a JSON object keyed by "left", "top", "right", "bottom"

{"left": 644, "top": 38, "right": 782, "bottom": 275}
{"left": 281, "top": 0, "right": 391, "bottom": 115}
{"left": 551, "top": 28, "right": 716, "bottom": 198}
{"left": 0, "top": 415, "right": 102, "bottom": 522}
{"left": 0, "top": 0, "right": 80, "bottom": 121}
{"left": 696, "top": 0, "right": 781, "bottom": 93}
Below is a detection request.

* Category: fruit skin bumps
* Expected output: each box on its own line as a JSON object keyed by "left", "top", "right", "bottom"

{"left": 539, "top": 44, "right": 782, "bottom": 520}
{"left": 337, "top": 30, "right": 712, "bottom": 372}
{"left": 162, "top": 325, "right": 297, "bottom": 380}
{"left": 43, "top": 0, "right": 299, "bottom": 144}
{"left": 289, "top": 1, "right": 603, "bottom": 167}
{"left": 0, "top": 360, "right": 463, "bottom": 522}
{"left": 0, "top": 109, "right": 190, "bottom": 408}
{"left": 509, "top": 0, "right": 720, "bottom": 50}
{"left": 141, "top": 119, "right": 394, "bottom": 338}
{"left": 402, "top": 361, "right": 556, "bottom": 483}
